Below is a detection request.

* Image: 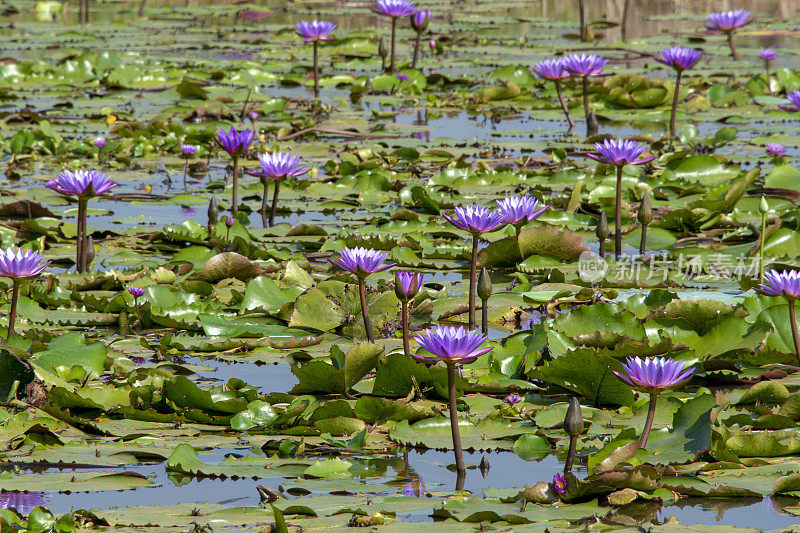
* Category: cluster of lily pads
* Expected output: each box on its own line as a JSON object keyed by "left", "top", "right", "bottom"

{"left": 5, "top": 2, "right": 800, "bottom": 531}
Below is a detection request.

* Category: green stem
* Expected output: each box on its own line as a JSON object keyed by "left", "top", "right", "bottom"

{"left": 412, "top": 30, "right": 421, "bottom": 69}
{"left": 447, "top": 363, "right": 466, "bottom": 474}
{"left": 765, "top": 61, "right": 772, "bottom": 95}
{"left": 760, "top": 212, "right": 767, "bottom": 284}
{"left": 564, "top": 435, "right": 577, "bottom": 475}
{"left": 668, "top": 70, "right": 682, "bottom": 149}
{"left": 789, "top": 302, "right": 800, "bottom": 367}
{"left": 231, "top": 155, "right": 239, "bottom": 214}
{"left": 614, "top": 165, "right": 623, "bottom": 261}
{"left": 468, "top": 235, "right": 478, "bottom": 330}
{"left": 359, "top": 278, "right": 374, "bottom": 343}
{"left": 639, "top": 392, "right": 658, "bottom": 447}
{"left": 182, "top": 159, "right": 189, "bottom": 189}
{"left": 313, "top": 41, "right": 319, "bottom": 98}
{"left": 401, "top": 301, "right": 410, "bottom": 357}
{"left": 554, "top": 80, "right": 574, "bottom": 130}
{"left": 481, "top": 298, "right": 488, "bottom": 336}
{"left": 7, "top": 279, "right": 19, "bottom": 340}
{"left": 581, "top": 76, "right": 590, "bottom": 130}
{"left": 389, "top": 17, "right": 397, "bottom": 73}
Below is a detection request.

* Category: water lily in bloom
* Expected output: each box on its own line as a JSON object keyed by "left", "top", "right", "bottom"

{"left": 180, "top": 144, "right": 198, "bottom": 156}
{"left": 532, "top": 58, "right": 573, "bottom": 129}
{"left": 656, "top": 47, "right": 702, "bottom": 146}
{"left": 256, "top": 150, "right": 310, "bottom": 226}
{"left": 552, "top": 473, "right": 567, "bottom": 494}
{"left": 759, "top": 49, "right": 778, "bottom": 61}
{"left": 444, "top": 206, "right": 507, "bottom": 330}
{"left": 779, "top": 90, "right": 800, "bottom": 112}
{"left": 766, "top": 144, "right": 787, "bottom": 157}
{"left": 412, "top": 325, "right": 492, "bottom": 474}
{"left": 613, "top": 356, "right": 694, "bottom": 446}
{"left": 127, "top": 286, "right": 146, "bottom": 298}
{"left": 705, "top": 10, "right": 752, "bottom": 59}
{"left": 93, "top": 137, "right": 107, "bottom": 149}
{"left": 561, "top": 53, "right": 608, "bottom": 136}
{"left": 0, "top": 248, "right": 50, "bottom": 339}
{"left": 375, "top": 0, "right": 416, "bottom": 73}
{"left": 330, "top": 247, "right": 395, "bottom": 343}
{"left": 48, "top": 169, "right": 116, "bottom": 273}
{"left": 496, "top": 196, "right": 549, "bottom": 233}
{"left": 216, "top": 127, "right": 254, "bottom": 214}
{"left": 755, "top": 269, "right": 800, "bottom": 367}
{"left": 397, "top": 72, "right": 409, "bottom": 81}
{"left": 295, "top": 20, "right": 336, "bottom": 42}
{"left": 503, "top": 394, "right": 522, "bottom": 406}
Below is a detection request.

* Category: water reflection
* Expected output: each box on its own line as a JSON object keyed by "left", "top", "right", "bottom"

{"left": 0, "top": 492, "right": 52, "bottom": 514}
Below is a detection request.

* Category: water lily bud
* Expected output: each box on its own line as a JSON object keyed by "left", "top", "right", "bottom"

{"left": 85, "top": 236, "right": 95, "bottom": 265}
{"left": 564, "top": 396, "right": 584, "bottom": 437}
{"left": 477, "top": 267, "right": 492, "bottom": 301}
{"left": 759, "top": 195, "right": 769, "bottom": 215}
{"left": 595, "top": 211, "right": 609, "bottom": 240}
{"left": 637, "top": 194, "right": 652, "bottom": 226}
{"left": 394, "top": 271, "right": 421, "bottom": 301}
{"left": 226, "top": 217, "right": 235, "bottom": 228}
{"left": 207, "top": 197, "right": 219, "bottom": 224}
{"left": 378, "top": 35, "right": 389, "bottom": 59}
{"left": 309, "top": 166, "right": 319, "bottom": 179}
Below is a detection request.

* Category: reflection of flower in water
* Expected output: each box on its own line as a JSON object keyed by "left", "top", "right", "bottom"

{"left": 0, "top": 492, "right": 51, "bottom": 514}
{"left": 400, "top": 476, "right": 426, "bottom": 497}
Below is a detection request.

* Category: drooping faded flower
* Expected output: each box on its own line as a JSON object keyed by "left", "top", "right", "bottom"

{"left": 779, "top": 90, "right": 800, "bottom": 112}
{"left": 755, "top": 269, "right": 800, "bottom": 300}
{"left": 655, "top": 47, "right": 702, "bottom": 72}
{"left": 496, "top": 196, "right": 548, "bottom": 228}
{"left": 613, "top": 356, "right": 694, "bottom": 393}
{"left": 257, "top": 151, "right": 309, "bottom": 180}
{"left": 216, "top": 127, "right": 254, "bottom": 156}
{"left": 375, "top": 0, "right": 416, "bottom": 17}
{"left": 411, "top": 325, "right": 493, "bottom": 364}
{"left": 561, "top": 53, "right": 608, "bottom": 77}
{"left": 329, "top": 247, "right": 395, "bottom": 278}
{"left": 443, "top": 205, "right": 507, "bottom": 234}
{"left": 759, "top": 49, "right": 778, "bottom": 61}
{"left": 587, "top": 139, "right": 655, "bottom": 166}
{"left": 295, "top": 19, "right": 337, "bottom": 42}
{"left": 704, "top": 10, "right": 752, "bottom": 32}
{"left": 766, "top": 144, "right": 787, "bottom": 157}
{"left": 0, "top": 249, "right": 50, "bottom": 279}
{"left": 48, "top": 169, "right": 117, "bottom": 198}
{"left": 531, "top": 58, "right": 569, "bottom": 81}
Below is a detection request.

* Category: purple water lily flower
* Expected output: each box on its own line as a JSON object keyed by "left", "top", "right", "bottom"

{"left": 127, "top": 286, "right": 146, "bottom": 298}
{"left": 0, "top": 249, "right": 50, "bottom": 279}
{"left": 759, "top": 49, "right": 778, "bottom": 61}
{"left": 295, "top": 20, "right": 337, "bottom": 42}
{"left": 755, "top": 269, "right": 800, "bottom": 299}
{"left": 443, "top": 205, "right": 507, "bottom": 235}
{"left": 180, "top": 144, "right": 198, "bottom": 156}
{"left": 257, "top": 151, "right": 309, "bottom": 180}
{"left": 613, "top": 356, "right": 694, "bottom": 393}
{"left": 217, "top": 127, "right": 254, "bottom": 157}
{"left": 766, "top": 144, "right": 787, "bottom": 157}
{"left": 411, "top": 9, "right": 429, "bottom": 30}
{"left": 396, "top": 271, "right": 424, "bottom": 298}
{"left": 553, "top": 474, "right": 567, "bottom": 494}
{"left": 496, "top": 196, "right": 549, "bottom": 229}
{"left": 503, "top": 394, "right": 522, "bottom": 405}
{"left": 48, "top": 169, "right": 117, "bottom": 198}
{"left": 248, "top": 111, "right": 259, "bottom": 122}
{"left": 329, "top": 247, "right": 395, "bottom": 278}
{"left": 531, "top": 58, "right": 569, "bottom": 81}
{"left": 655, "top": 47, "right": 702, "bottom": 72}
{"left": 412, "top": 325, "right": 493, "bottom": 365}
{"left": 375, "top": 0, "right": 416, "bottom": 17}
{"left": 397, "top": 72, "right": 409, "bottom": 81}
{"left": 561, "top": 53, "right": 608, "bottom": 77}
{"left": 93, "top": 137, "right": 107, "bottom": 149}
{"left": 705, "top": 10, "right": 752, "bottom": 32}
{"left": 779, "top": 90, "right": 800, "bottom": 112}
{"left": 587, "top": 139, "right": 654, "bottom": 166}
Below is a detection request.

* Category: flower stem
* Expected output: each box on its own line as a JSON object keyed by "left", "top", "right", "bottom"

{"left": 481, "top": 298, "right": 488, "bottom": 336}
{"left": 564, "top": 435, "right": 577, "bottom": 475}
{"left": 620, "top": 0, "right": 629, "bottom": 41}
{"left": 182, "top": 159, "right": 189, "bottom": 189}
{"left": 412, "top": 30, "right": 421, "bottom": 69}
{"left": 401, "top": 301, "right": 410, "bottom": 357}
{"left": 231, "top": 155, "right": 239, "bottom": 214}
{"left": 7, "top": 279, "right": 20, "bottom": 340}
{"left": 358, "top": 278, "right": 374, "bottom": 343}
{"left": 581, "top": 76, "right": 590, "bottom": 133}
{"left": 468, "top": 234, "right": 479, "bottom": 330}
{"left": 554, "top": 80, "right": 574, "bottom": 130}
{"left": 727, "top": 32, "right": 738, "bottom": 60}
{"left": 578, "top": 0, "right": 585, "bottom": 38}
{"left": 760, "top": 212, "right": 767, "bottom": 284}
{"left": 390, "top": 17, "right": 397, "bottom": 73}
{"left": 614, "top": 165, "right": 623, "bottom": 261}
{"left": 77, "top": 198, "right": 89, "bottom": 273}
{"left": 765, "top": 61, "right": 772, "bottom": 95}
{"left": 639, "top": 392, "right": 658, "bottom": 447}
{"left": 639, "top": 224, "right": 647, "bottom": 256}
{"left": 269, "top": 181, "right": 280, "bottom": 227}
{"left": 447, "top": 363, "right": 466, "bottom": 475}
{"left": 313, "top": 40, "right": 319, "bottom": 98}
{"left": 668, "top": 70, "right": 682, "bottom": 149}
{"left": 788, "top": 302, "right": 800, "bottom": 367}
